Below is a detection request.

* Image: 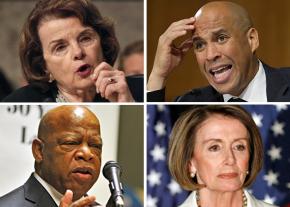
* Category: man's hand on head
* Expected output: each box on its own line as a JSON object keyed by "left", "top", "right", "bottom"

{"left": 147, "top": 17, "right": 195, "bottom": 91}
{"left": 59, "top": 190, "right": 96, "bottom": 207}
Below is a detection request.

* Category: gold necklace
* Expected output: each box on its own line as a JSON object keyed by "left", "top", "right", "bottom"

{"left": 196, "top": 190, "right": 247, "bottom": 207}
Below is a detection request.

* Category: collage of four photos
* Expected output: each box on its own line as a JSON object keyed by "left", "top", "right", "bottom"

{"left": 0, "top": 0, "right": 290, "bottom": 207}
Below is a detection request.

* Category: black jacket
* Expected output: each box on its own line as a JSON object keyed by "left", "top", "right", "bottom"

{"left": 0, "top": 174, "right": 100, "bottom": 207}
{"left": 3, "top": 75, "right": 144, "bottom": 102}
{"left": 0, "top": 174, "right": 59, "bottom": 207}
{"left": 2, "top": 82, "right": 107, "bottom": 102}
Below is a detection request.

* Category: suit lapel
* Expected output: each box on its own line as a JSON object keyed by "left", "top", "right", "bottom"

{"left": 206, "top": 86, "right": 224, "bottom": 101}
{"left": 183, "top": 86, "right": 224, "bottom": 102}
{"left": 264, "top": 63, "right": 290, "bottom": 101}
{"left": 24, "top": 174, "right": 58, "bottom": 207}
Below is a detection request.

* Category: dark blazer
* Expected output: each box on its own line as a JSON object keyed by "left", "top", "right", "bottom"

{"left": 2, "top": 82, "right": 108, "bottom": 102}
{"left": 0, "top": 174, "right": 101, "bottom": 207}
{"left": 2, "top": 75, "right": 144, "bottom": 102}
{"left": 147, "top": 64, "right": 290, "bottom": 102}
{"left": 0, "top": 174, "right": 58, "bottom": 207}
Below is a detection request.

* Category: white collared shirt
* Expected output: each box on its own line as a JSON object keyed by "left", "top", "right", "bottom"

{"left": 33, "top": 173, "right": 101, "bottom": 206}
{"left": 223, "top": 60, "right": 267, "bottom": 102}
{"left": 33, "top": 172, "right": 63, "bottom": 206}
{"left": 178, "top": 190, "right": 277, "bottom": 207}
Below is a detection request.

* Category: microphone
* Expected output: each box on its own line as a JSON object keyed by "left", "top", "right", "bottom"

{"left": 102, "top": 161, "right": 124, "bottom": 207}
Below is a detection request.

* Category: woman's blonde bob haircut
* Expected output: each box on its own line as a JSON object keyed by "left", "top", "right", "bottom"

{"left": 168, "top": 105, "right": 263, "bottom": 191}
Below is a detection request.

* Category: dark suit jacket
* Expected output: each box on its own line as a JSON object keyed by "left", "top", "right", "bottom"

{"left": 147, "top": 64, "right": 290, "bottom": 102}
{"left": 2, "top": 82, "right": 108, "bottom": 102}
{"left": 2, "top": 75, "right": 144, "bottom": 102}
{"left": 0, "top": 174, "right": 101, "bottom": 207}
{"left": 0, "top": 174, "right": 58, "bottom": 207}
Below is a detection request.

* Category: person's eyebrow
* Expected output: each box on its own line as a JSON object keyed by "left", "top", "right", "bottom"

{"left": 78, "top": 28, "right": 97, "bottom": 37}
{"left": 212, "top": 28, "right": 228, "bottom": 36}
{"left": 57, "top": 132, "right": 83, "bottom": 140}
{"left": 192, "top": 35, "right": 204, "bottom": 43}
{"left": 48, "top": 28, "right": 96, "bottom": 48}
{"left": 192, "top": 28, "right": 229, "bottom": 42}
{"left": 48, "top": 39, "right": 64, "bottom": 48}
{"left": 89, "top": 136, "right": 103, "bottom": 145}
{"left": 202, "top": 138, "right": 222, "bottom": 144}
{"left": 201, "top": 137, "right": 248, "bottom": 144}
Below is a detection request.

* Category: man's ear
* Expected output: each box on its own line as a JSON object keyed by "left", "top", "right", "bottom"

{"left": 32, "top": 138, "right": 44, "bottom": 162}
{"left": 247, "top": 27, "right": 259, "bottom": 53}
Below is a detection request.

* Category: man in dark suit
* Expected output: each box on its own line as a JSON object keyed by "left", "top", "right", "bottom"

{"left": 0, "top": 106, "right": 103, "bottom": 207}
{"left": 147, "top": 1, "right": 290, "bottom": 102}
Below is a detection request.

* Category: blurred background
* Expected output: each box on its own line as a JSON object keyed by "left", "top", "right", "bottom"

{"left": 0, "top": 0, "right": 143, "bottom": 99}
{"left": 0, "top": 104, "right": 144, "bottom": 206}
{"left": 147, "top": 0, "right": 290, "bottom": 101}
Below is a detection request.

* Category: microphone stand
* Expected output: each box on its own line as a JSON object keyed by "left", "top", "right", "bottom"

{"left": 106, "top": 195, "right": 124, "bottom": 207}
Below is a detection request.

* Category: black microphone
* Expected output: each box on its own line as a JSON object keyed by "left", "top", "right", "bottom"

{"left": 102, "top": 161, "right": 124, "bottom": 207}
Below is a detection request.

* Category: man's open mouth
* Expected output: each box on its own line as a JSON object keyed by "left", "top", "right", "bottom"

{"left": 208, "top": 64, "right": 233, "bottom": 84}
{"left": 209, "top": 64, "right": 232, "bottom": 76}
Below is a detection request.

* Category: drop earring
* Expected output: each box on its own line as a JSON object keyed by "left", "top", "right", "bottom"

{"left": 190, "top": 170, "right": 196, "bottom": 178}
{"left": 48, "top": 73, "right": 54, "bottom": 83}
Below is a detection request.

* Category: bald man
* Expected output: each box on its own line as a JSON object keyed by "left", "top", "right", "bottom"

{"left": 0, "top": 106, "right": 104, "bottom": 207}
{"left": 147, "top": 1, "right": 290, "bottom": 102}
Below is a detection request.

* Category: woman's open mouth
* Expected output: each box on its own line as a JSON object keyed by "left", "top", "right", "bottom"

{"left": 76, "top": 64, "right": 92, "bottom": 78}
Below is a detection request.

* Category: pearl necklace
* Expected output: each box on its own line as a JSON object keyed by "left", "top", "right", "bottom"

{"left": 56, "top": 90, "right": 69, "bottom": 102}
{"left": 196, "top": 190, "right": 247, "bottom": 207}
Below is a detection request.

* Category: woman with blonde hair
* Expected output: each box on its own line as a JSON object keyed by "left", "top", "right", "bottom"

{"left": 169, "top": 105, "right": 277, "bottom": 207}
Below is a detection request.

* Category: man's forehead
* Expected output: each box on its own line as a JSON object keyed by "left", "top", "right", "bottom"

{"left": 193, "top": 23, "right": 230, "bottom": 39}
{"left": 72, "top": 107, "right": 86, "bottom": 118}
{"left": 193, "top": 1, "right": 251, "bottom": 37}
{"left": 42, "top": 106, "right": 100, "bottom": 131}
{"left": 47, "top": 122, "right": 101, "bottom": 141}
{"left": 56, "top": 126, "right": 101, "bottom": 136}
{"left": 47, "top": 106, "right": 98, "bottom": 120}
{"left": 53, "top": 116, "right": 101, "bottom": 130}
{"left": 193, "top": 12, "right": 235, "bottom": 38}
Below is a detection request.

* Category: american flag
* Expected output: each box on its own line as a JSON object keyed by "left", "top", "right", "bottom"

{"left": 147, "top": 104, "right": 290, "bottom": 207}
{"left": 243, "top": 105, "right": 290, "bottom": 206}
{"left": 147, "top": 105, "right": 189, "bottom": 207}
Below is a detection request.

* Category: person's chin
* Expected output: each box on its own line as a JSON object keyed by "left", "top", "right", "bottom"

{"left": 72, "top": 189, "right": 90, "bottom": 201}
{"left": 216, "top": 181, "right": 243, "bottom": 192}
{"left": 74, "top": 80, "right": 95, "bottom": 90}
{"left": 211, "top": 83, "right": 235, "bottom": 95}
{"left": 70, "top": 183, "right": 94, "bottom": 198}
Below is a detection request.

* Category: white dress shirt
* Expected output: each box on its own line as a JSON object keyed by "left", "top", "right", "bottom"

{"left": 33, "top": 173, "right": 102, "bottom": 206}
{"left": 178, "top": 190, "right": 277, "bottom": 207}
{"left": 223, "top": 60, "right": 267, "bottom": 102}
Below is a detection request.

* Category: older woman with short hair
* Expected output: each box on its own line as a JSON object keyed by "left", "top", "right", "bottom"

{"left": 3, "top": 0, "right": 138, "bottom": 102}
{"left": 168, "top": 105, "right": 277, "bottom": 207}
